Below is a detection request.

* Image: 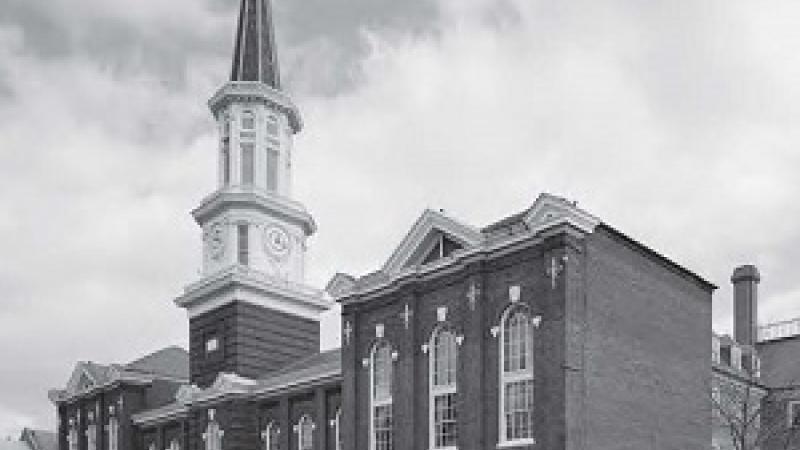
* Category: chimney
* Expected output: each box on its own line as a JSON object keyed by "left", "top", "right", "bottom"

{"left": 732, "top": 265, "right": 761, "bottom": 346}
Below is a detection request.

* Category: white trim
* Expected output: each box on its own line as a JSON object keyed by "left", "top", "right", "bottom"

{"left": 788, "top": 401, "right": 800, "bottom": 428}
{"left": 334, "top": 409, "right": 342, "bottom": 450}
{"left": 428, "top": 327, "right": 458, "bottom": 450}
{"left": 498, "top": 307, "right": 535, "bottom": 445}
{"left": 296, "top": 415, "right": 314, "bottom": 450}
{"left": 383, "top": 209, "right": 483, "bottom": 275}
{"left": 177, "top": 265, "right": 331, "bottom": 321}
{"left": 370, "top": 342, "right": 393, "bottom": 450}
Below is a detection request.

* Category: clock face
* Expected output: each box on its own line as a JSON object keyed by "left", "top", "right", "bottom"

{"left": 208, "top": 223, "right": 225, "bottom": 260}
{"left": 263, "top": 225, "right": 291, "bottom": 260}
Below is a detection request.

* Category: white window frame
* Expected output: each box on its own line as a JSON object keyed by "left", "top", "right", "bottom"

{"left": 262, "top": 421, "right": 279, "bottom": 450}
{"left": 370, "top": 342, "right": 393, "bottom": 450}
{"left": 296, "top": 415, "right": 314, "bottom": 450}
{"left": 168, "top": 439, "right": 180, "bottom": 450}
{"left": 241, "top": 111, "right": 256, "bottom": 131}
{"left": 237, "top": 223, "right": 249, "bottom": 266}
{"left": 498, "top": 307, "right": 535, "bottom": 447}
{"left": 429, "top": 327, "right": 458, "bottom": 450}
{"left": 107, "top": 415, "right": 119, "bottom": 450}
{"left": 333, "top": 409, "right": 342, "bottom": 450}
{"left": 788, "top": 401, "right": 800, "bottom": 428}
{"left": 86, "top": 422, "right": 97, "bottom": 450}
{"left": 203, "top": 410, "right": 224, "bottom": 450}
{"left": 68, "top": 420, "right": 79, "bottom": 450}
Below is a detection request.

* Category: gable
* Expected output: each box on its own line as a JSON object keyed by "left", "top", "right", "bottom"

{"left": 382, "top": 209, "right": 482, "bottom": 274}
{"left": 66, "top": 363, "right": 98, "bottom": 395}
{"left": 522, "top": 193, "right": 600, "bottom": 234}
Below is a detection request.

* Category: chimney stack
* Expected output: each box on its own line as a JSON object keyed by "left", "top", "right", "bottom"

{"left": 732, "top": 265, "right": 761, "bottom": 346}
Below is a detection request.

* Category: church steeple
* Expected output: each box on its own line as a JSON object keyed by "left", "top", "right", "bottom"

{"left": 176, "top": 0, "right": 330, "bottom": 388}
{"left": 230, "top": 0, "right": 281, "bottom": 88}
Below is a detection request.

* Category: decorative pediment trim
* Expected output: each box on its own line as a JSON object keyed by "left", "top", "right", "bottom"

{"left": 523, "top": 194, "right": 599, "bottom": 235}
{"left": 383, "top": 209, "right": 482, "bottom": 274}
{"left": 175, "top": 384, "right": 201, "bottom": 405}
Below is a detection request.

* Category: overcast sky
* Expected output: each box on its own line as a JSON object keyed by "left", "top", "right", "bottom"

{"left": 2, "top": 0, "right": 800, "bottom": 438}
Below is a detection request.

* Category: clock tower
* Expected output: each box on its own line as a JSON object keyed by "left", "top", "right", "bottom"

{"left": 175, "top": 0, "right": 332, "bottom": 388}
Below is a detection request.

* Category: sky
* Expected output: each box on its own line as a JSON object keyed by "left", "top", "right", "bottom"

{"left": 1, "top": 0, "right": 800, "bottom": 438}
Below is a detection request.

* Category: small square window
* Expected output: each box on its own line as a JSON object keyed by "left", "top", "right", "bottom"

{"left": 788, "top": 401, "right": 800, "bottom": 428}
{"left": 266, "top": 117, "right": 279, "bottom": 137}
{"left": 206, "top": 337, "right": 219, "bottom": 354}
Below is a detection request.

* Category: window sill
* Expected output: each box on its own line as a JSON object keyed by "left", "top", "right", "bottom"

{"left": 497, "top": 438, "right": 535, "bottom": 449}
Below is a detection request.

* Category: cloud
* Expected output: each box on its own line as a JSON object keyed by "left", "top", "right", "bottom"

{"left": 2, "top": 0, "right": 800, "bottom": 437}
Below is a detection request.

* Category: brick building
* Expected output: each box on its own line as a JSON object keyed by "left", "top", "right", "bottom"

{"left": 49, "top": 1, "right": 720, "bottom": 450}
{"left": 712, "top": 267, "right": 800, "bottom": 450}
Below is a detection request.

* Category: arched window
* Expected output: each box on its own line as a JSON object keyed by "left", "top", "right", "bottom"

{"left": 203, "top": 409, "right": 224, "bottom": 450}
{"left": 333, "top": 409, "right": 342, "bottom": 450}
{"left": 67, "top": 419, "right": 78, "bottom": 450}
{"left": 86, "top": 419, "right": 97, "bottom": 450}
{"left": 169, "top": 439, "right": 181, "bottom": 450}
{"left": 370, "top": 342, "right": 393, "bottom": 450}
{"left": 106, "top": 414, "right": 119, "bottom": 450}
{"left": 296, "top": 415, "right": 314, "bottom": 450}
{"left": 499, "top": 308, "right": 534, "bottom": 445}
{"left": 262, "top": 421, "right": 280, "bottom": 450}
{"left": 429, "top": 328, "right": 458, "bottom": 449}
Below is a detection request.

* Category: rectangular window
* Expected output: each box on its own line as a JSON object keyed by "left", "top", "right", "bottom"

{"left": 789, "top": 401, "right": 800, "bottom": 428}
{"left": 373, "top": 404, "right": 392, "bottom": 450}
{"left": 433, "top": 393, "right": 457, "bottom": 448}
{"left": 221, "top": 142, "right": 230, "bottom": 185}
{"left": 266, "top": 148, "right": 279, "bottom": 192}
{"left": 241, "top": 143, "right": 255, "bottom": 186}
{"left": 504, "top": 379, "right": 533, "bottom": 441}
{"left": 205, "top": 337, "right": 219, "bottom": 354}
{"left": 237, "top": 224, "right": 249, "bottom": 265}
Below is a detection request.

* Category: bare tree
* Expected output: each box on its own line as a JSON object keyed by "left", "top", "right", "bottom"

{"left": 712, "top": 372, "right": 800, "bottom": 450}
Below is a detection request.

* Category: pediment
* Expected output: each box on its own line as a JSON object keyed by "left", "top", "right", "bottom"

{"left": 383, "top": 209, "right": 482, "bottom": 274}
{"left": 66, "top": 363, "right": 97, "bottom": 395}
{"left": 523, "top": 194, "right": 600, "bottom": 235}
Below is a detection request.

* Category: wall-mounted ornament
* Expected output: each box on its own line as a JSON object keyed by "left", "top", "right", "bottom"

{"left": 400, "top": 304, "right": 413, "bottom": 330}
{"left": 362, "top": 358, "right": 369, "bottom": 368}
{"left": 421, "top": 344, "right": 430, "bottom": 354}
{"left": 533, "top": 315, "right": 543, "bottom": 328}
{"left": 546, "top": 255, "right": 569, "bottom": 289}
{"left": 455, "top": 335, "right": 465, "bottom": 346}
{"left": 466, "top": 282, "right": 480, "bottom": 311}
{"left": 391, "top": 351, "right": 399, "bottom": 361}
{"left": 208, "top": 409, "right": 216, "bottom": 421}
{"left": 437, "top": 307, "right": 448, "bottom": 323}
{"left": 490, "top": 326, "right": 500, "bottom": 338}
{"left": 375, "top": 323, "right": 384, "bottom": 339}
{"left": 343, "top": 321, "right": 353, "bottom": 346}
{"left": 509, "top": 285, "right": 521, "bottom": 303}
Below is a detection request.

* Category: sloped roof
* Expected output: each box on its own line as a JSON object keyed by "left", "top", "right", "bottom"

{"left": 125, "top": 346, "right": 189, "bottom": 380}
{"left": 254, "top": 348, "right": 341, "bottom": 394}
{"left": 0, "top": 440, "right": 28, "bottom": 450}
{"left": 20, "top": 429, "right": 57, "bottom": 450}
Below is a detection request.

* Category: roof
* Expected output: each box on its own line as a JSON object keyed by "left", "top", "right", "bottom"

{"left": 125, "top": 346, "right": 189, "bottom": 380}
{"left": 254, "top": 348, "right": 341, "bottom": 394}
{"left": 20, "top": 429, "right": 56, "bottom": 450}
{"left": 0, "top": 440, "right": 28, "bottom": 450}
{"left": 230, "top": 0, "right": 281, "bottom": 88}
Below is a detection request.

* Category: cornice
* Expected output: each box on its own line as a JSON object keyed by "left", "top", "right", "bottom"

{"left": 192, "top": 187, "right": 316, "bottom": 236}
{"left": 48, "top": 370, "right": 175, "bottom": 405}
{"left": 175, "top": 265, "right": 332, "bottom": 320}
{"left": 251, "top": 370, "right": 342, "bottom": 400}
{"left": 208, "top": 82, "right": 302, "bottom": 133}
{"left": 338, "top": 222, "right": 590, "bottom": 306}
